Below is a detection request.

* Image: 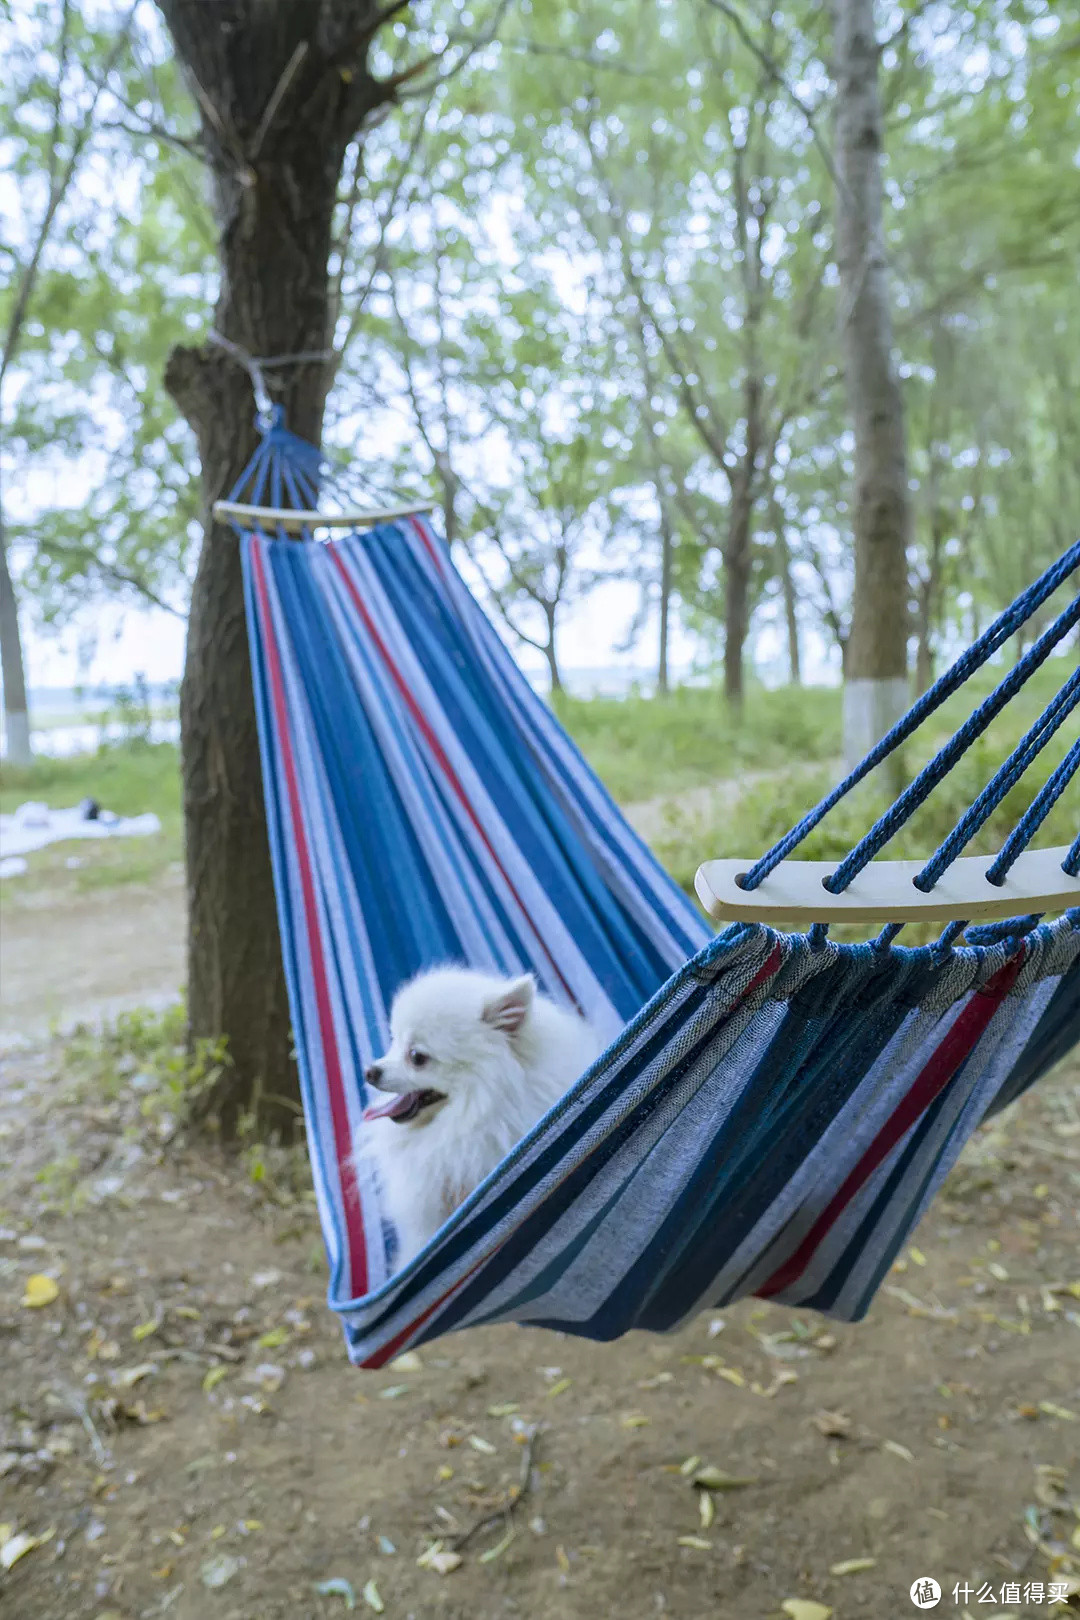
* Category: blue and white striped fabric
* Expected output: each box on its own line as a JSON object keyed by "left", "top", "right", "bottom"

{"left": 240, "top": 516, "right": 1080, "bottom": 1367}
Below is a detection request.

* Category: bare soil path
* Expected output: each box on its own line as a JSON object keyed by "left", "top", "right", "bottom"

{"left": 1, "top": 872, "right": 185, "bottom": 1050}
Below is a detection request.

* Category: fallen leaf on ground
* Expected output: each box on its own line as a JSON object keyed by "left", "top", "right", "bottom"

{"left": 202, "top": 1365, "right": 229, "bottom": 1393}
{"left": 638, "top": 1372, "right": 674, "bottom": 1389}
{"left": 1, "top": 1528, "right": 54, "bottom": 1570}
{"left": 390, "top": 1351, "right": 423, "bottom": 1372}
{"left": 555, "top": 1545, "right": 570, "bottom": 1574}
{"left": 621, "top": 1413, "right": 650, "bottom": 1429}
{"left": 313, "top": 1577, "right": 355, "bottom": 1609}
{"left": 677, "top": 1535, "right": 712, "bottom": 1550}
{"left": 830, "top": 1557, "right": 876, "bottom": 1575}
{"left": 417, "top": 1541, "right": 462, "bottom": 1575}
{"left": 883, "top": 1439, "right": 915, "bottom": 1461}
{"left": 678, "top": 1456, "right": 702, "bottom": 1475}
{"left": 546, "top": 1378, "right": 572, "bottom": 1398}
{"left": 132, "top": 1310, "right": 163, "bottom": 1341}
{"left": 200, "top": 1553, "right": 243, "bottom": 1589}
{"left": 1038, "top": 1401, "right": 1078, "bottom": 1421}
{"left": 716, "top": 1367, "right": 746, "bottom": 1387}
{"left": 488, "top": 1402, "right": 518, "bottom": 1416}
{"left": 21, "top": 1275, "right": 59, "bottom": 1309}
{"left": 812, "top": 1410, "right": 852, "bottom": 1438}
{"left": 478, "top": 1528, "right": 516, "bottom": 1564}
{"left": 692, "top": 1466, "right": 758, "bottom": 1491}
{"left": 361, "top": 1578, "right": 384, "bottom": 1612}
{"left": 699, "top": 1492, "right": 715, "bottom": 1529}
{"left": 780, "top": 1601, "right": 832, "bottom": 1620}
{"left": 111, "top": 1363, "right": 156, "bottom": 1389}
{"left": 752, "top": 1371, "right": 799, "bottom": 1398}
{"left": 468, "top": 1435, "right": 496, "bottom": 1454}
{"left": 377, "top": 1384, "right": 407, "bottom": 1400}
{"left": 257, "top": 1326, "right": 290, "bottom": 1349}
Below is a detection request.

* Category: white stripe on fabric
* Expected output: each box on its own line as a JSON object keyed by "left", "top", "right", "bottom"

{"left": 329, "top": 543, "right": 624, "bottom": 1028}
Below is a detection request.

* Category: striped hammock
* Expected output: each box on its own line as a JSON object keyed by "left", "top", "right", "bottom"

{"left": 231, "top": 419, "right": 1080, "bottom": 1368}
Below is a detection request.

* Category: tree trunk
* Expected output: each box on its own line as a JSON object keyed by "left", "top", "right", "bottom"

{"left": 722, "top": 375, "right": 762, "bottom": 710}
{"left": 833, "top": 0, "right": 912, "bottom": 778}
{"left": 156, "top": 0, "right": 394, "bottom": 1139}
{"left": 0, "top": 506, "right": 32, "bottom": 765}
{"left": 543, "top": 604, "right": 562, "bottom": 694}
{"left": 656, "top": 482, "right": 675, "bottom": 696}
{"left": 775, "top": 519, "right": 802, "bottom": 686}
{"left": 723, "top": 469, "right": 755, "bottom": 708}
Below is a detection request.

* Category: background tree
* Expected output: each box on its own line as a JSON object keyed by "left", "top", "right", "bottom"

{"left": 832, "top": 0, "right": 912, "bottom": 774}
{"left": 0, "top": 0, "right": 140, "bottom": 762}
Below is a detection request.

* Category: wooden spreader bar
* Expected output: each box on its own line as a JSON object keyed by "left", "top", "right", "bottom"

{"left": 696, "top": 846, "right": 1080, "bottom": 927}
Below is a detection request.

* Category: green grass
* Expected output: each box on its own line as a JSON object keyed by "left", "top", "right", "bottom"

{"left": 0, "top": 740, "right": 183, "bottom": 893}
{"left": 647, "top": 659, "right": 1078, "bottom": 944}
{"left": 554, "top": 681, "right": 843, "bottom": 803}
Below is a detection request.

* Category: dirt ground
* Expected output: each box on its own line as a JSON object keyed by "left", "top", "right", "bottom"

{"left": 0, "top": 871, "right": 185, "bottom": 1051}
{"left": 2, "top": 867, "right": 1080, "bottom": 1620}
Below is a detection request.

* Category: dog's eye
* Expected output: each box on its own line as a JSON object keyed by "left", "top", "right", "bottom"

{"left": 407, "top": 1047, "right": 429, "bottom": 1069}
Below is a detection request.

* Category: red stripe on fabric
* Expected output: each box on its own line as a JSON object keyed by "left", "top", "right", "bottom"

{"left": 756, "top": 950, "right": 1026, "bottom": 1300}
{"left": 327, "top": 543, "right": 577, "bottom": 1003}
{"left": 251, "top": 542, "right": 368, "bottom": 1298}
{"left": 359, "top": 1255, "right": 488, "bottom": 1369}
{"left": 360, "top": 941, "right": 785, "bottom": 1366}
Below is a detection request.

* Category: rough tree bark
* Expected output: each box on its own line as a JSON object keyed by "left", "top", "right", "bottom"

{"left": 833, "top": 0, "right": 912, "bottom": 775}
{"left": 773, "top": 511, "right": 802, "bottom": 686}
{"left": 155, "top": 0, "right": 402, "bottom": 1137}
{"left": 722, "top": 374, "right": 763, "bottom": 709}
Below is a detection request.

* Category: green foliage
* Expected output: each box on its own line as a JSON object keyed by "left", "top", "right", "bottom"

{"left": 556, "top": 680, "right": 842, "bottom": 804}
{"left": 650, "top": 657, "right": 1078, "bottom": 909}
{"left": 64, "top": 997, "right": 225, "bottom": 1112}
{"left": 4, "top": 0, "right": 1079, "bottom": 712}
{"left": 2, "top": 0, "right": 214, "bottom": 635}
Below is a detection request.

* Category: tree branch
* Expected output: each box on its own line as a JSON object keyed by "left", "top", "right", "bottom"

{"left": 701, "top": 0, "right": 841, "bottom": 192}
{"left": 0, "top": 3, "right": 137, "bottom": 394}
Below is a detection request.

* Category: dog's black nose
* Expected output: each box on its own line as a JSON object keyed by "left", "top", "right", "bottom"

{"left": 365, "top": 1063, "right": 382, "bottom": 1086}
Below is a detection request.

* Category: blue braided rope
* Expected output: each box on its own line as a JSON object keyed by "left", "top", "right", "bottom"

{"left": 913, "top": 665, "right": 1080, "bottom": 891}
{"left": 985, "top": 737, "right": 1080, "bottom": 886}
{"left": 932, "top": 919, "right": 968, "bottom": 959}
{"left": 822, "top": 595, "right": 1080, "bottom": 895}
{"left": 965, "top": 914, "right": 1042, "bottom": 946}
{"left": 1065, "top": 831, "right": 1080, "bottom": 879}
{"left": 739, "top": 540, "right": 1080, "bottom": 891}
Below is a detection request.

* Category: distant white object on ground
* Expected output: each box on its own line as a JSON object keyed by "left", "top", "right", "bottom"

{"left": 0, "top": 798, "right": 162, "bottom": 871}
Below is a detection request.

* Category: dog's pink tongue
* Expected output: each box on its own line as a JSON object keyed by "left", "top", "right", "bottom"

{"left": 363, "top": 1091, "right": 420, "bottom": 1122}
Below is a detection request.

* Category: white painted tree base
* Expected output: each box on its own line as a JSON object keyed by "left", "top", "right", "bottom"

{"left": 2, "top": 708, "right": 32, "bottom": 765}
{"left": 842, "top": 676, "right": 909, "bottom": 777}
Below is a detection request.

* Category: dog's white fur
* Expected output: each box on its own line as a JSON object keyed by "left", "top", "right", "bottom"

{"left": 356, "top": 967, "right": 603, "bottom": 1270}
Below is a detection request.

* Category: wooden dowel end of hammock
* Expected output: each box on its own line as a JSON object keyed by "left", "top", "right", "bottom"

{"left": 212, "top": 499, "right": 436, "bottom": 532}
{"left": 695, "top": 845, "right": 1080, "bottom": 926}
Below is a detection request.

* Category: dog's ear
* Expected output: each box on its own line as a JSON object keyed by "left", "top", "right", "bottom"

{"left": 481, "top": 974, "right": 535, "bottom": 1034}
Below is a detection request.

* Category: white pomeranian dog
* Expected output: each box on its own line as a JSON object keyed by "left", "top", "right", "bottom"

{"left": 357, "top": 967, "right": 604, "bottom": 1270}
